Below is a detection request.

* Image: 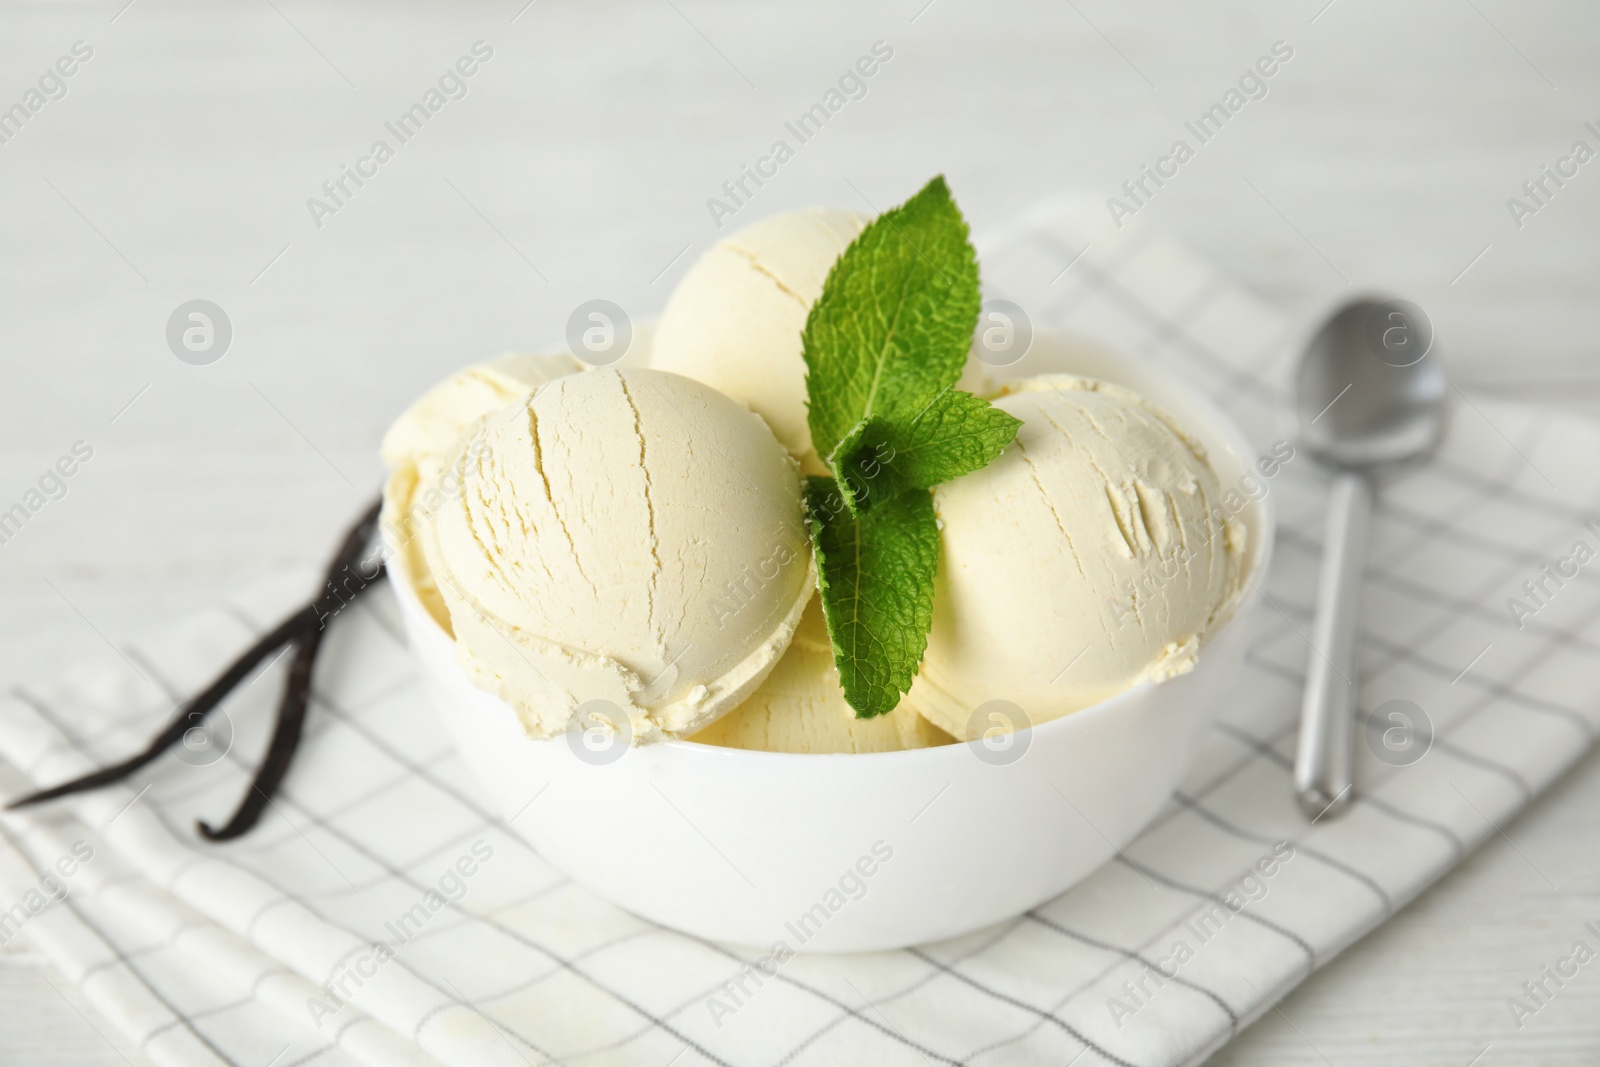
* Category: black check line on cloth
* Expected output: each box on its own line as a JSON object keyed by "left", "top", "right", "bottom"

{"left": 3, "top": 199, "right": 1600, "bottom": 1066}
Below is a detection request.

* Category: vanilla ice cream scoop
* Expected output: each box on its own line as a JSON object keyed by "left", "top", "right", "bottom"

{"left": 652, "top": 208, "right": 864, "bottom": 474}
{"left": 421, "top": 367, "right": 813, "bottom": 742}
{"left": 381, "top": 352, "right": 588, "bottom": 632}
{"left": 380, "top": 353, "right": 589, "bottom": 475}
{"left": 908, "top": 375, "right": 1243, "bottom": 739}
{"left": 691, "top": 598, "right": 953, "bottom": 754}
{"left": 652, "top": 207, "right": 991, "bottom": 474}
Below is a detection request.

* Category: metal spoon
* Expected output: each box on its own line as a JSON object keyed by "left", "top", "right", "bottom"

{"left": 1292, "top": 297, "right": 1448, "bottom": 820}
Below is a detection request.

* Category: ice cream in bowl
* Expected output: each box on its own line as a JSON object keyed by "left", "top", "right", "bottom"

{"left": 380, "top": 180, "right": 1273, "bottom": 952}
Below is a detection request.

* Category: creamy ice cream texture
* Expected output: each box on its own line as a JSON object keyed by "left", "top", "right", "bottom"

{"left": 381, "top": 352, "right": 588, "bottom": 633}
{"left": 420, "top": 367, "right": 813, "bottom": 743}
{"left": 652, "top": 207, "right": 991, "bottom": 474}
{"left": 907, "top": 375, "right": 1243, "bottom": 740}
{"left": 381, "top": 215, "right": 1239, "bottom": 753}
{"left": 691, "top": 597, "right": 953, "bottom": 754}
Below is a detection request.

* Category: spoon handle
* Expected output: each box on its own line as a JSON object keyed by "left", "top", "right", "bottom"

{"left": 1294, "top": 471, "right": 1372, "bottom": 820}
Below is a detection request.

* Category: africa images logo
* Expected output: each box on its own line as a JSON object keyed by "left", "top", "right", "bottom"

{"left": 705, "top": 41, "right": 894, "bottom": 229}
{"left": 305, "top": 41, "right": 494, "bottom": 229}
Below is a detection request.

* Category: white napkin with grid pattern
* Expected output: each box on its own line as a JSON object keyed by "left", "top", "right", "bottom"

{"left": 4, "top": 200, "right": 1600, "bottom": 1067}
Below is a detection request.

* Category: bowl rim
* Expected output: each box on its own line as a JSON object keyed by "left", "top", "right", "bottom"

{"left": 386, "top": 334, "right": 1277, "bottom": 765}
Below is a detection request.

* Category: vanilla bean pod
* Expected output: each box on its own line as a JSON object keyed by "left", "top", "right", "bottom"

{"left": 5, "top": 603, "right": 319, "bottom": 810}
{"left": 7, "top": 498, "right": 387, "bottom": 829}
{"left": 196, "top": 629, "right": 321, "bottom": 840}
{"left": 196, "top": 499, "right": 384, "bottom": 839}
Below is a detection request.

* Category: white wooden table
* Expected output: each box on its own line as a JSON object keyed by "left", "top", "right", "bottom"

{"left": 2, "top": 1, "right": 1597, "bottom": 1062}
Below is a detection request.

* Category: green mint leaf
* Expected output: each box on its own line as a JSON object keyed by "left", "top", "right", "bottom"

{"left": 804, "top": 476, "right": 938, "bottom": 718}
{"left": 830, "top": 389, "right": 1022, "bottom": 514}
{"left": 803, "top": 175, "right": 980, "bottom": 463}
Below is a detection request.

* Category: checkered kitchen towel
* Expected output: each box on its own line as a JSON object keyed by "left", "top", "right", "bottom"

{"left": 5, "top": 199, "right": 1600, "bottom": 1067}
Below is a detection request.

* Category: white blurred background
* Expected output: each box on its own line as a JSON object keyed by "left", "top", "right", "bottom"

{"left": 1, "top": 1, "right": 1597, "bottom": 1062}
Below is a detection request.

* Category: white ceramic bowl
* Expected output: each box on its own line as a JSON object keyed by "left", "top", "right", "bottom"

{"left": 386, "top": 332, "right": 1274, "bottom": 952}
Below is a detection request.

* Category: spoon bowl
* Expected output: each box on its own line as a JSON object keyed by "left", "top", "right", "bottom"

{"left": 1296, "top": 298, "right": 1449, "bottom": 470}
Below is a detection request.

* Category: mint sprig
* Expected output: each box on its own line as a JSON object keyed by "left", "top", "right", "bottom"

{"left": 804, "top": 477, "right": 938, "bottom": 717}
{"left": 801, "top": 176, "right": 1022, "bottom": 718}
{"left": 804, "top": 177, "right": 981, "bottom": 462}
{"left": 830, "top": 389, "right": 1021, "bottom": 515}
